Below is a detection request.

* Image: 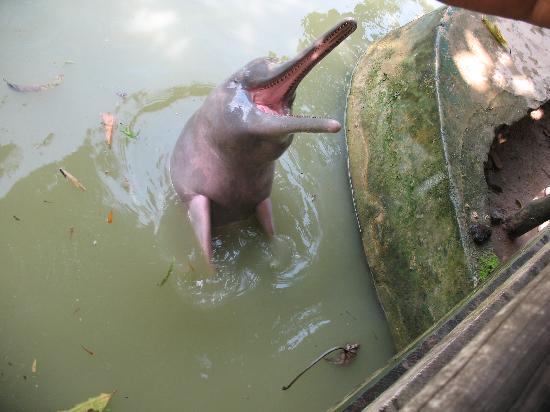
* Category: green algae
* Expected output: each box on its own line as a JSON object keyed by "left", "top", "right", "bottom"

{"left": 347, "top": 8, "right": 472, "bottom": 349}
{"left": 478, "top": 252, "right": 500, "bottom": 282}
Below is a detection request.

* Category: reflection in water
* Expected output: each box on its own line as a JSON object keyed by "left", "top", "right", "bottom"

{"left": 0, "top": 143, "right": 22, "bottom": 179}
{"left": 274, "top": 303, "right": 332, "bottom": 352}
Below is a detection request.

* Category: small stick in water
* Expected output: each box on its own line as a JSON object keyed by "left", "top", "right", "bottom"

{"left": 282, "top": 343, "right": 360, "bottom": 391}
{"left": 59, "top": 168, "right": 87, "bottom": 191}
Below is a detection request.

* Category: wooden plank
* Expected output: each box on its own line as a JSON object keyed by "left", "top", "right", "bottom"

{"left": 403, "top": 266, "right": 550, "bottom": 411}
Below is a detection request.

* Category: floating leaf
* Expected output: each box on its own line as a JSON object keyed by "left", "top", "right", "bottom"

{"left": 101, "top": 113, "right": 115, "bottom": 148}
{"left": 107, "top": 210, "right": 113, "bottom": 224}
{"left": 119, "top": 122, "right": 139, "bottom": 139}
{"left": 482, "top": 17, "right": 510, "bottom": 52}
{"left": 158, "top": 257, "right": 175, "bottom": 287}
{"left": 59, "top": 168, "right": 87, "bottom": 191}
{"left": 31, "top": 359, "right": 37, "bottom": 373}
{"left": 58, "top": 392, "right": 113, "bottom": 412}
{"left": 4, "top": 74, "right": 64, "bottom": 92}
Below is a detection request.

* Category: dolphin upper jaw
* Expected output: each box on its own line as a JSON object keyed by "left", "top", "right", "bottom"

{"left": 224, "top": 18, "right": 357, "bottom": 134}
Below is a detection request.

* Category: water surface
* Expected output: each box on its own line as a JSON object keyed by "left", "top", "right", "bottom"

{"left": 0, "top": 1, "right": 437, "bottom": 410}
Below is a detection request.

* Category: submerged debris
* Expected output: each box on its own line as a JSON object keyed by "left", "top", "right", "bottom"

{"left": 282, "top": 343, "right": 360, "bottom": 391}
{"left": 3, "top": 74, "right": 64, "bottom": 92}
{"left": 158, "top": 257, "right": 176, "bottom": 287}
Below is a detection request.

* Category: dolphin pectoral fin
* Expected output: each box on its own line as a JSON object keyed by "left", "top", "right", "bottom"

{"left": 187, "top": 195, "right": 213, "bottom": 262}
{"left": 253, "top": 112, "right": 341, "bottom": 136}
{"left": 255, "top": 197, "right": 275, "bottom": 237}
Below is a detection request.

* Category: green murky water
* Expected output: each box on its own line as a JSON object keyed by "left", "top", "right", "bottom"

{"left": 0, "top": 1, "right": 438, "bottom": 410}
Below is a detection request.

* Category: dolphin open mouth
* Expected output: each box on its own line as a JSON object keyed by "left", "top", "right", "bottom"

{"left": 249, "top": 18, "right": 357, "bottom": 117}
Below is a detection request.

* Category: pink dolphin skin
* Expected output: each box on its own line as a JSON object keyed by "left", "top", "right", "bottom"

{"left": 170, "top": 19, "right": 357, "bottom": 261}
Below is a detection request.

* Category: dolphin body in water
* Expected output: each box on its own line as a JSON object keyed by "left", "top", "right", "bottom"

{"left": 170, "top": 19, "right": 357, "bottom": 260}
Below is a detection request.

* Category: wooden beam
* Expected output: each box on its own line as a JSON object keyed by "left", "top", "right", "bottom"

{"left": 403, "top": 265, "right": 550, "bottom": 411}
{"left": 506, "top": 195, "right": 550, "bottom": 239}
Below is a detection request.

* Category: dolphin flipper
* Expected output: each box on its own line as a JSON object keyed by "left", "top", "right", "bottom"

{"left": 255, "top": 197, "right": 275, "bottom": 237}
{"left": 187, "top": 195, "right": 212, "bottom": 261}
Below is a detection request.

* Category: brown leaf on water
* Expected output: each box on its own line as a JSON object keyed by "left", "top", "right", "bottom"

{"left": 4, "top": 74, "right": 64, "bottom": 92}
{"left": 324, "top": 342, "right": 361, "bottom": 365}
{"left": 101, "top": 113, "right": 115, "bottom": 148}
{"left": 59, "top": 168, "right": 87, "bottom": 191}
{"left": 282, "top": 343, "right": 361, "bottom": 391}
{"left": 107, "top": 210, "right": 113, "bottom": 224}
{"left": 81, "top": 345, "right": 95, "bottom": 356}
{"left": 31, "top": 359, "right": 37, "bottom": 373}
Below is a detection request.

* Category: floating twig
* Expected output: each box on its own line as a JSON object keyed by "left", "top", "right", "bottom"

{"left": 59, "top": 168, "right": 87, "bottom": 191}
{"left": 81, "top": 345, "right": 95, "bottom": 356}
{"left": 282, "top": 343, "right": 360, "bottom": 391}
